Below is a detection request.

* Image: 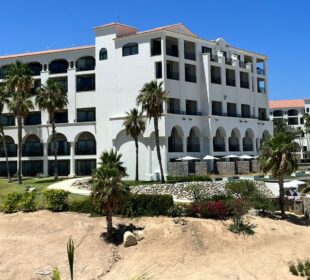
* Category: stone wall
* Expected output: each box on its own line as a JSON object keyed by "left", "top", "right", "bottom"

{"left": 217, "top": 162, "right": 235, "bottom": 175}
{"left": 251, "top": 160, "right": 260, "bottom": 173}
{"left": 304, "top": 197, "right": 310, "bottom": 216}
{"left": 195, "top": 162, "right": 208, "bottom": 176}
{"left": 237, "top": 161, "right": 250, "bottom": 174}
{"left": 168, "top": 162, "right": 188, "bottom": 177}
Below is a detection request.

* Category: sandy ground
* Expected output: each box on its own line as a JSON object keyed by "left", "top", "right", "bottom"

{"left": 48, "top": 178, "right": 91, "bottom": 195}
{"left": 0, "top": 211, "right": 309, "bottom": 280}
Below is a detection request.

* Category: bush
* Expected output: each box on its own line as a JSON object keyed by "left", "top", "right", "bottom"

{"left": 44, "top": 190, "right": 70, "bottom": 212}
{"left": 289, "top": 259, "right": 310, "bottom": 278}
{"left": 167, "top": 204, "right": 186, "bottom": 217}
{"left": 1, "top": 192, "right": 23, "bottom": 213}
{"left": 185, "top": 200, "right": 231, "bottom": 219}
{"left": 68, "top": 197, "right": 101, "bottom": 215}
{"left": 117, "top": 194, "right": 174, "bottom": 217}
{"left": 228, "top": 220, "right": 256, "bottom": 235}
{"left": 167, "top": 175, "right": 212, "bottom": 183}
{"left": 19, "top": 192, "right": 37, "bottom": 212}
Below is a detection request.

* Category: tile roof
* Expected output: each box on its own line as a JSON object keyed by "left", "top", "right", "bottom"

{"left": 93, "top": 22, "right": 138, "bottom": 31}
{"left": 269, "top": 99, "right": 305, "bottom": 109}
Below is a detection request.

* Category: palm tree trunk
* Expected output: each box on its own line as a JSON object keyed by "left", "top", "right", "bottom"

{"left": 17, "top": 115, "right": 22, "bottom": 184}
{"left": 135, "top": 137, "right": 139, "bottom": 181}
{"left": 279, "top": 153, "right": 288, "bottom": 219}
{"left": 0, "top": 115, "right": 11, "bottom": 183}
{"left": 106, "top": 208, "right": 113, "bottom": 240}
{"left": 153, "top": 117, "right": 165, "bottom": 183}
{"left": 52, "top": 118, "right": 58, "bottom": 181}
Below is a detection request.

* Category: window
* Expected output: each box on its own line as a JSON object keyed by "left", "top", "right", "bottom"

{"left": 241, "top": 104, "right": 251, "bottom": 118}
{"left": 151, "top": 38, "right": 161, "bottom": 56}
{"left": 76, "top": 132, "right": 96, "bottom": 155}
{"left": 0, "top": 65, "right": 9, "bottom": 79}
{"left": 211, "top": 66, "right": 221, "bottom": 84}
{"left": 184, "top": 41, "right": 196, "bottom": 60}
{"left": 202, "top": 46, "right": 212, "bottom": 55}
{"left": 166, "top": 61, "right": 179, "bottom": 80}
{"left": 185, "top": 64, "right": 196, "bottom": 83}
{"left": 22, "top": 135, "right": 43, "bottom": 157}
{"left": 24, "top": 112, "right": 41, "bottom": 125}
{"left": 51, "top": 77, "right": 68, "bottom": 93}
{"left": 240, "top": 71, "right": 249, "bottom": 89}
{"left": 227, "top": 103, "right": 237, "bottom": 117}
{"left": 99, "top": 48, "right": 108, "bottom": 60}
{"left": 76, "top": 159, "right": 96, "bottom": 176}
{"left": 49, "top": 59, "right": 68, "bottom": 74}
{"left": 166, "top": 37, "right": 178, "bottom": 57}
{"left": 307, "top": 108, "right": 310, "bottom": 113}
{"left": 226, "top": 69, "right": 235, "bottom": 87}
{"left": 186, "top": 100, "right": 198, "bottom": 115}
{"left": 76, "top": 74, "right": 95, "bottom": 92}
{"left": 122, "top": 43, "right": 138, "bottom": 56}
{"left": 76, "top": 56, "right": 95, "bottom": 71}
{"left": 257, "top": 78, "right": 265, "bottom": 93}
{"left": 2, "top": 114, "right": 15, "bottom": 126}
{"left": 212, "top": 101, "right": 222, "bottom": 115}
{"left": 54, "top": 111, "right": 68, "bottom": 123}
{"left": 77, "top": 108, "right": 96, "bottom": 122}
{"left": 258, "top": 108, "right": 267, "bottom": 120}
{"left": 155, "top": 62, "right": 162, "bottom": 79}
{"left": 27, "top": 62, "right": 42, "bottom": 76}
{"left": 167, "top": 98, "right": 180, "bottom": 114}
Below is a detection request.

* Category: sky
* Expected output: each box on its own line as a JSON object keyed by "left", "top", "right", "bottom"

{"left": 0, "top": 0, "right": 309, "bottom": 100}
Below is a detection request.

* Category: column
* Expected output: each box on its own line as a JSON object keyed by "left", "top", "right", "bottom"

{"left": 162, "top": 137, "right": 168, "bottom": 175}
{"left": 147, "top": 145, "right": 152, "bottom": 175}
{"left": 69, "top": 142, "right": 76, "bottom": 177}
{"left": 239, "top": 137, "right": 243, "bottom": 153}
{"left": 224, "top": 137, "right": 229, "bottom": 152}
{"left": 252, "top": 138, "right": 257, "bottom": 153}
{"left": 43, "top": 143, "right": 48, "bottom": 176}
{"left": 199, "top": 137, "right": 203, "bottom": 154}
{"left": 182, "top": 137, "right": 187, "bottom": 154}
{"left": 208, "top": 137, "right": 213, "bottom": 155}
{"left": 67, "top": 67, "right": 77, "bottom": 123}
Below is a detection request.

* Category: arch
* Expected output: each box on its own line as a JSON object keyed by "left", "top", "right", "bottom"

{"left": 287, "top": 109, "right": 299, "bottom": 116}
{"left": 243, "top": 128, "right": 254, "bottom": 151}
{"left": 168, "top": 126, "right": 183, "bottom": 152}
{"left": 75, "top": 132, "right": 96, "bottom": 155}
{"left": 0, "top": 136, "right": 16, "bottom": 157}
{"left": 260, "top": 130, "right": 270, "bottom": 146}
{"left": 27, "top": 62, "right": 42, "bottom": 76}
{"left": 122, "top": 43, "right": 139, "bottom": 56}
{"left": 99, "top": 48, "right": 108, "bottom": 60}
{"left": 0, "top": 135, "right": 15, "bottom": 144}
{"left": 229, "top": 128, "right": 241, "bottom": 152}
{"left": 213, "top": 127, "right": 226, "bottom": 152}
{"left": 76, "top": 56, "right": 96, "bottom": 71}
{"left": 22, "top": 134, "right": 43, "bottom": 157}
{"left": 49, "top": 59, "right": 68, "bottom": 74}
{"left": 273, "top": 110, "right": 283, "bottom": 117}
{"left": 48, "top": 133, "right": 70, "bottom": 156}
{"left": 187, "top": 127, "right": 200, "bottom": 152}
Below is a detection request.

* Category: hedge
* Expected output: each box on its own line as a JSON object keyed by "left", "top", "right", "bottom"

{"left": 167, "top": 175, "right": 212, "bottom": 183}
{"left": 43, "top": 189, "right": 70, "bottom": 212}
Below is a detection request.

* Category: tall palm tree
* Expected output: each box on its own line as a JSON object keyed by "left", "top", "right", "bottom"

{"left": 6, "top": 61, "right": 34, "bottom": 184}
{"left": 92, "top": 150, "right": 128, "bottom": 240}
{"left": 0, "top": 84, "right": 11, "bottom": 182}
{"left": 36, "top": 79, "right": 68, "bottom": 181}
{"left": 260, "top": 131, "right": 298, "bottom": 219}
{"left": 123, "top": 108, "right": 146, "bottom": 181}
{"left": 136, "top": 80, "right": 169, "bottom": 183}
{"left": 99, "top": 149, "right": 127, "bottom": 176}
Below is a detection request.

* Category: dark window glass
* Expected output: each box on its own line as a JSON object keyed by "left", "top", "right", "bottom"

{"left": 202, "top": 47, "right": 212, "bottom": 55}
{"left": 54, "top": 111, "right": 68, "bottom": 123}
{"left": 2, "top": 115, "right": 15, "bottom": 126}
{"left": 49, "top": 60, "right": 68, "bottom": 74}
{"left": 77, "top": 108, "right": 96, "bottom": 122}
{"left": 151, "top": 38, "right": 161, "bottom": 56}
{"left": 186, "top": 100, "right": 198, "bottom": 115}
{"left": 22, "top": 135, "right": 43, "bottom": 157}
{"left": 28, "top": 62, "right": 42, "bottom": 76}
{"left": 122, "top": 43, "right": 139, "bottom": 56}
{"left": 22, "top": 161, "right": 43, "bottom": 176}
{"left": 24, "top": 112, "right": 41, "bottom": 125}
{"left": 76, "top": 56, "right": 95, "bottom": 71}
{"left": 166, "top": 37, "right": 178, "bottom": 57}
{"left": 76, "top": 133, "right": 96, "bottom": 155}
{"left": 258, "top": 108, "right": 267, "bottom": 121}
{"left": 185, "top": 64, "right": 196, "bottom": 83}
{"left": 99, "top": 48, "right": 108, "bottom": 60}
{"left": 167, "top": 61, "right": 179, "bottom": 80}
{"left": 0, "top": 161, "right": 17, "bottom": 176}
{"left": 241, "top": 104, "right": 251, "bottom": 118}
{"left": 49, "top": 160, "right": 69, "bottom": 176}
{"left": 212, "top": 101, "right": 222, "bottom": 115}
{"left": 184, "top": 41, "right": 196, "bottom": 60}
{"left": 227, "top": 103, "right": 237, "bottom": 117}
{"left": 50, "top": 77, "right": 68, "bottom": 93}
{"left": 155, "top": 62, "right": 162, "bottom": 79}
{"left": 76, "top": 159, "right": 96, "bottom": 176}
{"left": 76, "top": 75, "right": 95, "bottom": 92}
{"left": 226, "top": 69, "right": 236, "bottom": 87}
{"left": 211, "top": 66, "right": 221, "bottom": 84}
{"left": 0, "top": 65, "right": 9, "bottom": 79}
{"left": 240, "top": 71, "right": 249, "bottom": 88}
{"left": 167, "top": 98, "right": 180, "bottom": 114}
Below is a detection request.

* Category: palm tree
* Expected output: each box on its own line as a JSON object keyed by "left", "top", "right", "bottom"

{"left": 259, "top": 131, "right": 298, "bottom": 219}
{"left": 92, "top": 150, "right": 128, "bottom": 240}
{"left": 36, "top": 79, "right": 68, "bottom": 181}
{"left": 136, "top": 80, "right": 169, "bottom": 183}
{"left": 0, "top": 84, "right": 11, "bottom": 182}
{"left": 99, "top": 149, "right": 127, "bottom": 176}
{"left": 303, "top": 113, "right": 310, "bottom": 156}
{"left": 6, "top": 61, "right": 34, "bottom": 184}
{"left": 123, "top": 108, "right": 146, "bottom": 181}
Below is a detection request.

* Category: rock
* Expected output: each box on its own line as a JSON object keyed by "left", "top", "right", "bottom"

{"left": 133, "top": 230, "right": 144, "bottom": 241}
{"left": 123, "top": 231, "right": 137, "bottom": 247}
{"left": 248, "top": 209, "right": 260, "bottom": 216}
{"left": 172, "top": 217, "right": 187, "bottom": 226}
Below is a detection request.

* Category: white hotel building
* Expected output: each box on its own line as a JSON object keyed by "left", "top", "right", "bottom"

{"left": 0, "top": 23, "right": 272, "bottom": 180}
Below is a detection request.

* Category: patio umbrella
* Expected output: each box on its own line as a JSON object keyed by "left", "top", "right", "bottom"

{"left": 284, "top": 180, "right": 306, "bottom": 188}
{"left": 203, "top": 155, "right": 219, "bottom": 160}
{"left": 223, "top": 155, "right": 240, "bottom": 159}
{"left": 176, "top": 156, "right": 200, "bottom": 161}
{"left": 239, "top": 155, "right": 254, "bottom": 159}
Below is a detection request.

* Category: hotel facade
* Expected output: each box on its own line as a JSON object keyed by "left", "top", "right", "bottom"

{"left": 0, "top": 23, "right": 273, "bottom": 180}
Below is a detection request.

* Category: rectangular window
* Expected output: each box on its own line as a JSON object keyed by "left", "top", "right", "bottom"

{"left": 24, "top": 112, "right": 41, "bottom": 125}
{"left": 202, "top": 46, "right": 212, "bottom": 55}
{"left": 2, "top": 114, "right": 15, "bottom": 126}
{"left": 151, "top": 38, "right": 161, "bottom": 56}
{"left": 257, "top": 78, "right": 265, "bottom": 93}
{"left": 258, "top": 108, "right": 267, "bottom": 121}
{"left": 167, "top": 98, "right": 180, "bottom": 114}
{"left": 54, "top": 111, "right": 68, "bottom": 124}
{"left": 31, "top": 79, "right": 41, "bottom": 95}
{"left": 76, "top": 74, "right": 95, "bottom": 92}
{"left": 155, "top": 62, "right": 162, "bottom": 79}
{"left": 184, "top": 41, "right": 196, "bottom": 60}
{"left": 51, "top": 77, "right": 68, "bottom": 93}
{"left": 211, "top": 66, "right": 221, "bottom": 84}
{"left": 77, "top": 108, "right": 96, "bottom": 122}
{"left": 122, "top": 43, "right": 139, "bottom": 56}
{"left": 166, "top": 37, "right": 178, "bottom": 57}
{"left": 241, "top": 104, "right": 251, "bottom": 118}
{"left": 227, "top": 103, "right": 237, "bottom": 117}
{"left": 166, "top": 61, "right": 179, "bottom": 80}
{"left": 185, "top": 64, "right": 197, "bottom": 83}
{"left": 240, "top": 72, "right": 249, "bottom": 89}
{"left": 226, "top": 69, "right": 235, "bottom": 87}
{"left": 186, "top": 100, "right": 198, "bottom": 115}
{"left": 212, "top": 101, "right": 222, "bottom": 115}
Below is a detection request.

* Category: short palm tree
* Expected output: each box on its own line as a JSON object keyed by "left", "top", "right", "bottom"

{"left": 6, "top": 61, "right": 34, "bottom": 184}
{"left": 36, "top": 79, "right": 68, "bottom": 181}
{"left": 0, "top": 84, "right": 11, "bottom": 182}
{"left": 99, "top": 149, "right": 127, "bottom": 176}
{"left": 92, "top": 150, "right": 128, "bottom": 240}
{"left": 260, "top": 131, "right": 298, "bottom": 219}
{"left": 123, "top": 108, "right": 146, "bottom": 181}
{"left": 136, "top": 80, "right": 169, "bottom": 183}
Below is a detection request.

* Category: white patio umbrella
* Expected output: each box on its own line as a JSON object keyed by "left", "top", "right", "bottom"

{"left": 223, "top": 155, "right": 240, "bottom": 159}
{"left": 176, "top": 156, "right": 200, "bottom": 161}
{"left": 239, "top": 155, "right": 254, "bottom": 159}
{"left": 284, "top": 180, "right": 306, "bottom": 188}
{"left": 203, "top": 155, "right": 219, "bottom": 160}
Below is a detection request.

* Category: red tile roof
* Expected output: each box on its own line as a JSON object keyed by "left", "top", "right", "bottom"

{"left": 0, "top": 45, "right": 95, "bottom": 60}
{"left": 269, "top": 99, "right": 305, "bottom": 109}
{"left": 93, "top": 22, "right": 138, "bottom": 31}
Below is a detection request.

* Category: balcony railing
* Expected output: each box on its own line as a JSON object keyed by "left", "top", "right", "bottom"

{"left": 184, "top": 52, "right": 196, "bottom": 61}
{"left": 225, "top": 58, "right": 233, "bottom": 65}
{"left": 186, "top": 111, "right": 201, "bottom": 116}
{"left": 187, "top": 144, "right": 200, "bottom": 152}
{"left": 168, "top": 143, "right": 183, "bottom": 153}
{"left": 23, "top": 143, "right": 43, "bottom": 157}
{"left": 239, "top": 61, "right": 246, "bottom": 68}
{"left": 213, "top": 143, "right": 225, "bottom": 152}
{"left": 166, "top": 48, "right": 178, "bottom": 57}
{"left": 185, "top": 74, "right": 197, "bottom": 83}
{"left": 0, "top": 144, "right": 17, "bottom": 157}
{"left": 167, "top": 71, "right": 179, "bottom": 80}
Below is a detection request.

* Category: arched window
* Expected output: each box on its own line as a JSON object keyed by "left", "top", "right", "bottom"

{"left": 122, "top": 43, "right": 139, "bottom": 57}
{"left": 76, "top": 132, "right": 96, "bottom": 155}
{"left": 22, "top": 135, "right": 43, "bottom": 157}
{"left": 99, "top": 48, "right": 108, "bottom": 60}
{"left": 76, "top": 56, "right": 95, "bottom": 71}
{"left": 49, "top": 59, "right": 68, "bottom": 74}
{"left": 27, "top": 62, "right": 42, "bottom": 76}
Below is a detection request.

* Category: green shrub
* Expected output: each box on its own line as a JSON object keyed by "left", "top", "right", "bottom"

{"left": 167, "top": 175, "right": 211, "bottom": 183}
{"left": 68, "top": 197, "right": 101, "bottom": 215}
{"left": 19, "top": 192, "right": 37, "bottom": 212}
{"left": 52, "top": 268, "right": 62, "bottom": 280}
{"left": 117, "top": 194, "right": 174, "bottom": 217}
{"left": 167, "top": 204, "right": 185, "bottom": 217}
{"left": 289, "top": 259, "right": 310, "bottom": 278}
{"left": 44, "top": 190, "right": 70, "bottom": 212}
{"left": 228, "top": 220, "right": 256, "bottom": 235}
{"left": 1, "top": 192, "right": 23, "bottom": 213}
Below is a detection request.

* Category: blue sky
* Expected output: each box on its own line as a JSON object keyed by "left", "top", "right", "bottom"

{"left": 1, "top": 0, "right": 309, "bottom": 100}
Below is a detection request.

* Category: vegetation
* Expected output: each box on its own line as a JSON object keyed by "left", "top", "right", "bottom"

{"left": 6, "top": 61, "right": 34, "bottom": 184}
{"left": 123, "top": 108, "right": 146, "bottom": 181}
{"left": 43, "top": 189, "right": 70, "bottom": 211}
{"left": 67, "top": 238, "right": 75, "bottom": 280}
{"left": 51, "top": 268, "right": 61, "bottom": 280}
{"left": 289, "top": 259, "right": 310, "bottom": 279}
{"left": 167, "top": 175, "right": 212, "bottom": 183}
{"left": 36, "top": 79, "right": 68, "bottom": 181}
{"left": 1, "top": 191, "right": 23, "bottom": 213}
{"left": 99, "top": 149, "right": 127, "bottom": 176}
{"left": 137, "top": 80, "right": 169, "bottom": 183}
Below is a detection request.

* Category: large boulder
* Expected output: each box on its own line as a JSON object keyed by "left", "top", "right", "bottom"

{"left": 123, "top": 231, "right": 137, "bottom": 247}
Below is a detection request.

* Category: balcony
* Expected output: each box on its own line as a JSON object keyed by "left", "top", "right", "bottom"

{"left": 186, "top": 111, "right": 201, "bottom": 116}
{"left": 239, "top": 61, "right": 246, "bottom": 69}
{"left": 0, "top": 144, "right": 17, "bottom": 157}
{"left": 187, "top": 144, "right": 200, "bottom": 152}
{"left": 225, "top": 58, "right": 233, "bottom": 65}
{"left": 213, "top": 144, "right": 225, "bottom": 152}
{"left": 168, "top": 143, "right": 183, "bottom": 153}
{"left": 210, "top": 55, "right": 219, "bottom": 62}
